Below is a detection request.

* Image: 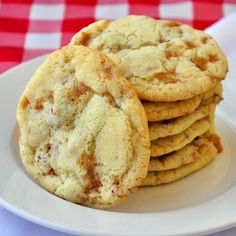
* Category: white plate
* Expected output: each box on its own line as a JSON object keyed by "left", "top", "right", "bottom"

{"left": 1, "top": 56, "right": 236, "bottom": 236}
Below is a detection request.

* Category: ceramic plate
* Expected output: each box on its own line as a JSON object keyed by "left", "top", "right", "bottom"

{"left": 1, "top": 56, "right": 236, "bottom": 236}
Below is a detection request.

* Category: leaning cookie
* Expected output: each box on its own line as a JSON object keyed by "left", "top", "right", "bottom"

{"left": 17, "top": 45, "right": 150, "bottom": 208}
{"left": 70, "top": 15, "right": 228, "bottom": 102}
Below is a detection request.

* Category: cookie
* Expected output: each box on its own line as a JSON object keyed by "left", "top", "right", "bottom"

{"left": 151, "top": 118, "right": 210, "bottom": 157}
{"left": 17, "top": 45, "right": 150, "bottom": 208}
{"left": 141, "top": 136, "right": 218, "bottom": 186}
{"left": 143, "top": 94, "right": 201, "bottom": 122}
{"left": 70, "top": 15, "right": 228, "bottom": 102}
{"left": 149, "top": 135, "right": 211, "bottom": 171}
{"left": 143, "top": 83, "right": 222, "bottom": 122}
{"left": 149, "top": 102, "right": 214, "bottom": 140}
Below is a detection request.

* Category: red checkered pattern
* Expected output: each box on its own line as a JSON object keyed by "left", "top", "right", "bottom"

{"left": 1, "top": 0, "right": 236, "bottom": 74}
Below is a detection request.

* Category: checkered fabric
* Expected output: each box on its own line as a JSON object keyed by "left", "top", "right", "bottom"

{"left": 1, "top": 0, "right": 236, "bottom": 74}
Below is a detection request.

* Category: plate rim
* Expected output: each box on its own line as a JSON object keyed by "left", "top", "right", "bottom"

{"left": 1, "top": 192, "right": 236, "bottom": 236}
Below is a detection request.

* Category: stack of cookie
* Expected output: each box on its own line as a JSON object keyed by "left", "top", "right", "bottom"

{"left": 70, "top": 15, "right": 228, "bottom": 186}
{"left": 141, "top": 83, "right": 223, "bottom": 185}
{"left": 17, "top": 15, "right": 228, "bottom": 209}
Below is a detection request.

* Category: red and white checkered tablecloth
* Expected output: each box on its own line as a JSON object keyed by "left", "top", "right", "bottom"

{"left": 1, "top": 0, "right": 236, "bottom": 74}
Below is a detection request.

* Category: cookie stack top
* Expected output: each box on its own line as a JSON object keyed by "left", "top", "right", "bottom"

{"left": 71, "top": 15, "right": 228, "bottom": 102}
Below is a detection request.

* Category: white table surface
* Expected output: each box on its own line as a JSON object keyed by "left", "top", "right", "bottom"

{"left": 1, "top": 13, "right": 236, "bottom": 236}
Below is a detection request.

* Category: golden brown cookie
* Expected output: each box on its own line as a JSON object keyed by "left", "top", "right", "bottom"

{"left": 149, "top": 103, "right": 214, "bottom": 140}
{"left": 151, "top": 118, "right": 210, "bottom": 157}
{"left": 149, "top": 135, "right": 211, "bottom": 171}
{"left": 143, "top": 83, "right": 222, "bottom": 122}
{"left": 143, "top": 95, "right": 202, "bottom": 122}
{"left": 17, "top": 45, "right": 150, "bottom": 208}
{"left": 71, "top": 15, "right": 228, "bottom": 102}
{"left": 142, "top": 136, "right": 218, "bottom": 186}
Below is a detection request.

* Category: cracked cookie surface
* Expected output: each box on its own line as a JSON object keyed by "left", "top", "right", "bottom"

{"left": 17, "top": 45, "right": 150, "bottom": 208}
{"left": 70, "top": 15, "right": 228, "bottom": 102}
